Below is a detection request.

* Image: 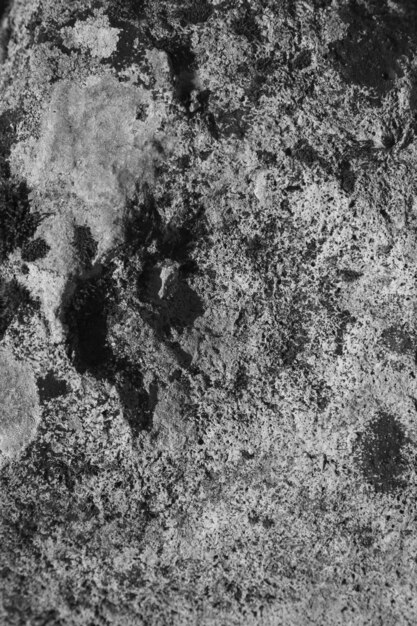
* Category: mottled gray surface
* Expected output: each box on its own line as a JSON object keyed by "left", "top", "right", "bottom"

{"left": 1, "top": 0, "right": 417, "bottom": 624}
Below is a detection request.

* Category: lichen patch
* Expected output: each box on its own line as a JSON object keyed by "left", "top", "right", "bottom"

{"left": 61, "top": 15, "right": 120, "bottom": 60}
{"left": 0, "top": 348, "right": 40, "bottom": 465}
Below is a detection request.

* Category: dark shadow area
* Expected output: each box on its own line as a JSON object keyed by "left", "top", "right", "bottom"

{"left": 329, "top": 0, "right": 417, "bottom": 99}
{"left": 73, "top": 225, "right": 98, "bottom": 270}
{"left": 381, "top": 326, "right": 414, "bottom": 355}
{"left": 165, "top": 41, "right": 197, "bottom": 110}
{"left": 0, "top": 0, "right": 9, "bottom": 22}
{"left": 62, "top": 185, "right": 205, "bottom": 435}
{"left": 114, "top": 363, "right": 158, "bottom": 434}
{"left": 63, "top": 267, "right": 114, "bottom": 375}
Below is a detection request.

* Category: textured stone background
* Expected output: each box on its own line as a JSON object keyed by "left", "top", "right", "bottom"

{"left": 1, "top": 0, "right": 417, "bottom": 624}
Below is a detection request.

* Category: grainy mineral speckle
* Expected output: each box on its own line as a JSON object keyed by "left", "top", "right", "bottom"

{"left": 2, "top": 0, "right": 417, "bottom": 624}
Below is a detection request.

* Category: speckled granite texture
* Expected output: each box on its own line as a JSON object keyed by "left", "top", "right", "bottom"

{"left": 1, "top": 0, "right": 417, "bottom": 624}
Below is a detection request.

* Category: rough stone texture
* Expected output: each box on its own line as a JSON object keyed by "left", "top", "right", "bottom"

{"left": 1, "top": 0, "right": 417, "bottom": 624}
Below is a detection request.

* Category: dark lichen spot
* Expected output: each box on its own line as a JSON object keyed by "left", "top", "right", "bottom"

{"left": 178, "top": 0, "right": 213, "bottom": 25}
{"left": 234, "top": 362, "right": 249, "bottom": 395}
{"left": 108, "top": 20, "right": 144, "bottom": 70}
{"left": 356, "top": 412, "right": 410, "bottom": 494}
{"left": 339, "top": 268, "right": 363, "bottom": 282}
{"left": 329, "top": 3, "right": 412, "bottom": 98}
{"left": 292, "top": 140, "right": 330, "bottom": 172}
{"left": 232, "top": 5, "right": 262, "bottom": 43}
{"left": 0, "top": 278, "right": 35, "bottom": 340}
{"left": 293, "top": 141, "right": 320, "bottom": 167}
{"left": 108, "top": 0, "right": 146, "bottom": 22}
{"left": 0, "top": 109, "right": 19, "bottom": 177}
{"left": 381, "top": 327, "right": 414, "bottom": 355}
{"left": 216, "top": 109, "right": 248, "bottom": 139}
{"left": 0, "top": 0, "right": 9, "bottom": 19}
{"left": 21, "top": 238, "right": 50, "bottom": 262}
{"left": 340, "top": 161, "right": 356, "bottom": 194}
{"left": 37, "top": 370, "right": 69, "bottom": 403}
{"left": 0, "top": 181, "right": 41, "bottom": 260}
{"left": 256, "top": 150, "right": 277, "bottom": 165}
{"left": 73, "top": 225, "right": 98, "bottom": 269}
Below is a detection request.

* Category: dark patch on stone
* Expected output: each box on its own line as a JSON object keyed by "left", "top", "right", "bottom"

{"left": 0, "top": 0, "right": 9, "bottom": 20}
{"left": 379, "top": 207, "right": 391, "bottom": 223}
{"left": 0, "top": 110, "right": 20, "bottom": 178}
{"left": 356, "top": 412, "right": 410, "bottom": 493}
{"left": 0, "top": 181, "right": 41, "bottom": 260}
{"left": 124, "top": 185, "right": 162, "bottom": 254}
{"left": 241, "top": 450, "right": 255, "bottom": 460}
{"left": 63, "top": 267, "right": 114, "bottom": 375}
{"left": 292, "top": 49, "right": 312, "bottom": 71}
{"left": 113, "top": 0, "right": 146, "bottom": 21}
{"left": 0, "top": 278, "right": 36, "bottom": 340}
{"left": 0, "top": 2, "right": 10, "bottom": 59}
{"left": 339, "top": 268, "right": 363, "bottom": 282}
{"left": 234, "top": 362, "right": 249, "bottom": 395}
{"left": 329, "top": 1, "right": 415, "bottom": 98}
{"left": 244, "top": 54, "right": 281, "bottom": 104}
{"left": 381, "top": 327, "right": 414, "bottom": 355}
{"left": 216, "top": 109, "right": 248, "bottom": 139}
{"left": 293, "top": 140, "right": 328, "bottom": 170}
{"left": 159, "top": 223, "right": 196, "bottom": 263}
{"left": 114, "top": 364, "right": 157, "bottom": 434}
{"left": 257, "top": 150, "right": 277, "bottom": 165}
{"left": 313, "top": 380, "right": 331, "bottom": 411}
{"left": 125, "top": 189, "right": 205, "bottom": 337}
{"left": 165, "top": 41, "right": 197, "bottom": 110}
{"left": 205, "top": 112, "right": 220, "bottom": 140}
{"left": 37, "top": 370, "right": 69, "bottom": 403}
{"left": 73, "top": 225, "right": 98, "bottom": 269}
{"left": 232, "top": 4, "right": 262, "bottom": 43}
{"left": 340, "top": 161, "right": 356, "bottom": 195}
{"left": 169, "top": 341, "right": 193, "bottom": 369}
{"left": 30, "top": 441, "right": 76, "bottom": 491}
{"left": 0, "top": 279, "right": 31, "bottom": 340}
{"left": 178, "top": 0, "right": 213, "bottom": 25}
{"left": 21, "top": 238, "right": 50, "bottom": 262}
{"left": 165, "top": 278, "right": 204, "bottom": 333}
{"left": 335, "top": 310, "right": 355, "bottom": 356}
{"left": 108, "top": 20, "right": 144, "bottom": 70}
{"left": 138, "top": 265, "right": 204, "bottom": 336}
{"left": 354, "top": 524, "right": 374, "bottom": 548}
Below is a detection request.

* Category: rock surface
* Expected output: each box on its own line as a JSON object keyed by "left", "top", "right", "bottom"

{"left": 2, "top": 0, "right": 417, "bottom": 624}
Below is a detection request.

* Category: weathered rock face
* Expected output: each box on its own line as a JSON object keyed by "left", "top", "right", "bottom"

{"left": 2, "top": 0, "right": 417, "bottom": 624}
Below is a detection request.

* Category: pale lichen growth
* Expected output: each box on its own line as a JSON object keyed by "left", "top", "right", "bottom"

{"left": 61, "top": 15, "right": 120, "bottom": 60}
{"left": 0, "top": 348, "right": 40, "bottom": 465}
